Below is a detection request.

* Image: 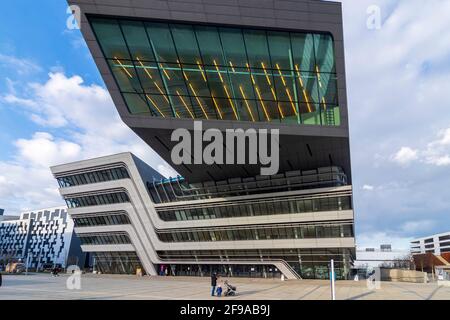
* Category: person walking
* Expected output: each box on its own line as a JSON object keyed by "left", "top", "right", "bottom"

{"left": 0, "top": 272, "right": 2, "bottom": 287}
{"left": 211, "top": 272, "right": 217, "bottom": 296}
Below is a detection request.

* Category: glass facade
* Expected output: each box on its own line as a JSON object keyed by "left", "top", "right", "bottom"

{"left": 73, "top": 213, "right": 131, "bottom": 227}
{"left": 92, "top": 251, "right": 144, "bottom": 274}
{"left": 57, "top": 167, "right": 129, "bottom": 188}
{"left": 149, "top": 166, "right": 347, "bottom": 204}
{"left": 90, "top": 17, "right": 340, "bottom": 125}
{"left": 65, "top": 192, "right": 130, "bottom": 208}
{"left": 157, "top": 195, "right": 351, "bottom": 221}
{"left": 79, "top": 232, "right": 131, "bottom": 245}
{"left": 157, "top": 248, "right": 353, "bottom": 280}
{"left": 157, "top": 221, "right": 353, "bottom": 242}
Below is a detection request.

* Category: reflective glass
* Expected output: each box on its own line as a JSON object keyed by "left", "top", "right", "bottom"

{"left": 89, "top": 17, "right": 340, "bottom": 126}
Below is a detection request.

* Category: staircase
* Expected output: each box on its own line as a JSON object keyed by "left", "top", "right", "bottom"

{"left": 324, "top": 109, "right": 335, "bottom": 126}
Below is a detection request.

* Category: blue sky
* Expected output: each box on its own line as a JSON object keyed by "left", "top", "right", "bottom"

{"left": 1, "top": 0, "right": 450, "bottom": 250}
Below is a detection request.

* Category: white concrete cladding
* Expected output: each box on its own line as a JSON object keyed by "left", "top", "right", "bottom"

{"left": 411, "top": 231, "right": 450, "bottom": 255}
{"left": 51, "top": 152, "right": 355, "bottom": 279}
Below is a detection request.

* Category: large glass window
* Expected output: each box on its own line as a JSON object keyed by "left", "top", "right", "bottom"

{"left": 73, "top": 213, "right": 131, "bottom": 227}
{"left": 57, "top": 167, "right": 129, "bottom": 188}
{"left": 156, "top": 222, "right": 353, "bottom": 242}
{"left": 65, "top": 192, "right": 130, "bottom": 208}
{"left": 79, "top": 232, "right": 131, "bottom": 245}
{"left": 90, "top": 17, "right": 340, "bottom": 126}
{"left": 157, "top": 195, "right": 352, "bottom": 221}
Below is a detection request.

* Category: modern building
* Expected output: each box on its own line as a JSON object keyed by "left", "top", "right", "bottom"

{"left": 0, "top": 207, "right": 85, "bottom": 270}
{"left": 411, "top": 232, "right": 450, "bottom": 255}
{"left": 55, "top": 0, "right": 355, "bottom": 279}
{"left": 353, "top": 245, "right": 410, "bottom": 269}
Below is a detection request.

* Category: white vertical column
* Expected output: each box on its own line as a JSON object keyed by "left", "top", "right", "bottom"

{"left": 330, "top": 259, "right": 336, "bottom": 300}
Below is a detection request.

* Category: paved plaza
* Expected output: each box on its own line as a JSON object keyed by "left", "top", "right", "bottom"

{"left": 0, "top": 273, "right": 449, "bottom": 300}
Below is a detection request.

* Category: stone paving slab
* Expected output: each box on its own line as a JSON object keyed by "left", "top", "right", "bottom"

{"left": 0, "top": 273, "right": 449, "bottom": 300}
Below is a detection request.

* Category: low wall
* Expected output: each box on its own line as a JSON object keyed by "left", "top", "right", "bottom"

{"left": 381, "top": 269, "right": 427, "bottom": 283}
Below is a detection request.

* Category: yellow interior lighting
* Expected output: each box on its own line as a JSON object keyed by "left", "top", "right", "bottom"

{"left": 277, "top": 103, "right": 285, "bottom": 119}
{"left": 255, "top": 86, "right": 270, "bottom": 121}
{"left": 213, "top": 60, "right": 224, "bottom": 83}
{"left": 238, "top": 86, "right": 255, "bottom": 122}
{"left": 229, "top": 61, "right": 236, "bottom": 73}
{"left": 176, "top": 90, "right": 194, "bottom": 119}
{"left": 176, "top": 59, "right": 189, "bottom": 80}
{"left": 223, "top": 85, "right": 238, "bottom": 120}
{"left": 276, "top": 63, "right": 287, "bottom": 86}
{"left": 270, "top": 87, "right": 277, "bottom": 100}
{"left": 316, "top": 65, "right": 322, "bottom": 88}
{"left": 159, "top": 63, "right": 171, "bottom": 80}
{"left": 211, "top": 95, "right": 223, "bottom": 120}
{"left": 114, "top": 57, "right": 133, "bottom": 78}
{"left": 246, "top": 63, "right": 256, "bottom": 85}
{"left": 153, "top": 82, "right": 169, "bottom": 103}
{"left": 197, "top": 61, "right": 207, "bottom": 82}
{"left": 295, "top": 65, "right": 312, "bottom": 113}
{"left": 136, "top": 57, "right": 153, "bottom": 79}
{"left": 285, "top": 88, "right": 298, "bottom": 115}
{"left": 261, "top": 62, "right": 272, "bottom": 85}
{"left": 188, "top": 83, "right": 209, "bottom": 119}
{"left": 145, "top": 94, "right": 165, "bottom": 118}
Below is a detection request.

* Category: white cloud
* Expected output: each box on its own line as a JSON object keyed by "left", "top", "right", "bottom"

{"left": 0, "top": 53, "right": 41, "bottom": 75}
{"left": 362, "top": 184, "right": 374, "bottom": 191}
{"left": 391, "top": 147, "right": 418, "bottom": 166}
{"left": 0, "top": 72, "right": 177, "bottom": 214}
{"left": 2, "top": 94, "right": 38, "bottom": 108}
{"left": 15, "top": 132, "right": 82, "bottom": 168}
{"left": 388, "top": 127, "right": 450, "bottom": 167}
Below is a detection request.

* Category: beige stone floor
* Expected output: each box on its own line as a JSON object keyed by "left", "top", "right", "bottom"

{"left": 1, "top": 273, "right": 449, "bottom": 300}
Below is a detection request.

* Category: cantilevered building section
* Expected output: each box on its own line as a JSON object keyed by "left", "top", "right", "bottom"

{"left": 56, "top": 0, "right": 355, "bottom": 279}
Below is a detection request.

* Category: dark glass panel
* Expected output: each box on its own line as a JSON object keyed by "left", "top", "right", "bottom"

{"left": 91, "top": 18, "right": 130, "bottom": 59}
{"left": 145, "top": 22, "right": 178, "bottom": 63}
{"left": 108, "top": 59, "right": 142, "bottom": 93}
{"left": 314, "top": 34, "right": 336, "bottom": 74}
{"left": 195, "top": 26, "right": 224, "bottom": 66}
{"left": 120, "top": 20, "right": 155, "bottom": 61}
{"left": 170, "top": 24, "right": 202, "bottom": 65}
{"left": 291, "top": 33, "right": 315, "bottom": 72}
{"left": 218, "top": 28, "right": 248, "bottom": 68}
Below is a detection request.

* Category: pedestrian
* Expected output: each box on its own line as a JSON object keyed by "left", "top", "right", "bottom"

{"left": 0, "top": 272, "right": 2, "bottom": 287}
{"left": 211, "top": 272, "right": 217, "bottom": 296}
{"left": 216, "top": 277, "right": 223, "bottom": 297}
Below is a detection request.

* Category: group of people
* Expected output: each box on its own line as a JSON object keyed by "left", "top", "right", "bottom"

{"left": 210, "top": 272, "right": 236, "bottom": 297}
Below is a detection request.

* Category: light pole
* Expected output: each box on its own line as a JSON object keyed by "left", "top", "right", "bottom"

{"left": 330, "top": 259, "right": 336, "bottom": 301}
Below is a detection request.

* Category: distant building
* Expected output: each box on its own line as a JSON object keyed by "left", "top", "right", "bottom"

{"left": 0, "top": 207, "right": 85, "bottom": 270}
{"left": 411, "top": 232, "right": 450, "bottom": 255}
{"left": 354, "top": 245, "right": 410, "bottom": 269}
